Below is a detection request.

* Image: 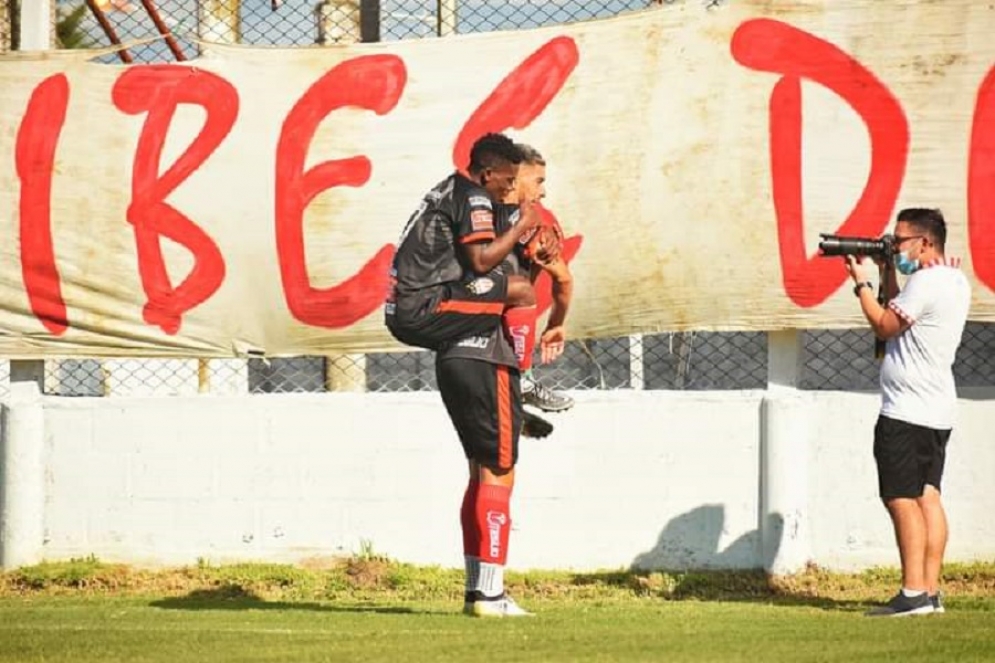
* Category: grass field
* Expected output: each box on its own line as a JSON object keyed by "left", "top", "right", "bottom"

{"left": 1, "top": 557, "right": 993, "bottom": 662}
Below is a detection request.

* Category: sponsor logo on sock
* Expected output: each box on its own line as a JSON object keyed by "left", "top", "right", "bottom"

{"left": 486, "top": 511, "right": 507, "bottom": 559}
{"left": 509, "top": 325, "right": 528, "bottom": 359}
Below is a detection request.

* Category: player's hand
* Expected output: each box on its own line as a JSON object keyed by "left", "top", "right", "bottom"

{"left": 845, "top": 255, "right": 876, "bottom": 284}
{"left": 539, "top": 325, "right": 567, "bottom": 364}
{"left": 517, "top": 199, "right": 541, "bottom": 233}
{"left": 533, "top": 229, "right": 563, "bottom": 264}
{"left": 538, "top": 255, "right": 569, "bottom": 279}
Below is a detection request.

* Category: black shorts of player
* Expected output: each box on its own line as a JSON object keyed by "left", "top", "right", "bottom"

{"left": 386, "top": 273, "right": 508, "bottom": 351}
{"left": 436, "top": 356, "right": 523, "bottom": 472}
{"left": 873, "top": 415, "right": 951, "bottom": 499}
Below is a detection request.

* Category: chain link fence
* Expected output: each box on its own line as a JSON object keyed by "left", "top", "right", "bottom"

{"left": 2, "top": 1, "right": 994, "bottom": 397}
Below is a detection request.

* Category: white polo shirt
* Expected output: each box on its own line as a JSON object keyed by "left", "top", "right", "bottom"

{"left": 879, "top": 259, "right": 971, "bottom": 430}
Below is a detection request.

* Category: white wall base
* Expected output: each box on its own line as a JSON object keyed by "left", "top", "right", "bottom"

{"left": 2, "top": 388, "right": 993, "bottom": 572}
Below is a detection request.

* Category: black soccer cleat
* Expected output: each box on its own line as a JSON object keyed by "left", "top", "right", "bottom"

{"left": 522, "top": 410, "right": 554, "bottom": 439}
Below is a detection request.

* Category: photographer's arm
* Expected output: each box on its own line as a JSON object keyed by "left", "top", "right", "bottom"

{"left": 880, "top": 262, "right": 900, "bottom": 301}
{"left": 847, "top": 256, "right": 908, "bottom": 340}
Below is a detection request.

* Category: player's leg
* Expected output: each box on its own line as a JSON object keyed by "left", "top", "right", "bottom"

{"left": 437, "top": 360, "right": 485, "bottom": 610}
{"left": 458, "top": 458, "right": 482, "bottom": 608}
{"left": 503, "top": 277, "right": 574, "bottom": 412}
{"left": 410, "top": 273, "right": 521, "bottom": 350}
{"left": 436, "top": 356, "right": 532, "bottom": 617}
{"left": 919, "top": 428, "right": 951, "bottom": 612}
{"left": 425, "top": 272, "right": 571, "bottom": 415}
{"left": 919, "top": 485, "right": 947, "bottom": 611}
{"left": 866, "top": 416, "right": 934, "bottom": 617}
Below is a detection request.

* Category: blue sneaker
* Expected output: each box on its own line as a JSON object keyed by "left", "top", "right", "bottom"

{"left": 865, "top": 592, "right": 934, "bottom": 617}
{"left": 930, "top": 592, "right": 945, "bottom": 614}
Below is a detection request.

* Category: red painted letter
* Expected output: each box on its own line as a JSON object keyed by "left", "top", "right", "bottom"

{"left": 275, "top": 55, "right": 406, "bottom": 328}
{"left": 532, "top": 205, "right": 584, "bottom": 315}
{"left": 15, "top": 74, "right": 70, "bottom": 334}
{"left": 453, "top": 36, "right": 579, "bottom": 174}
{"left": 452, "top": 37, "right": 584, "bottom": 315}
{"left": 113, "top": 66, "right": 235, "bottom": 334}
{"left": 732, "top": 19, "right": 909, "bottom": 307}
{"left": 969, "top": 66, "right": 995, "bottom": 293}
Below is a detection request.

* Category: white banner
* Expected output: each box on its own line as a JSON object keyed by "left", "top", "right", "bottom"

{"left": 1, "top": 1, "right": 994, "bottom": 357}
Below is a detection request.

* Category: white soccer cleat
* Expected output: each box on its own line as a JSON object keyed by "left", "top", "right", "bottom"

{"left": 468, "top": 594, "right": 534, "bottom": 618}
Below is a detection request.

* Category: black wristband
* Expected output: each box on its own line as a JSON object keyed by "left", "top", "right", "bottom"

{"left": 853, "top": 281, "right": 873, "bottom": 296}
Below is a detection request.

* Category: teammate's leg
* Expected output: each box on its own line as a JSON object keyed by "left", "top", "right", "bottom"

{"left": 504, "top": 275, "right": 574, "bottom": 412}
{"left": 437, "top": 357, "right": 532, "bottom": 617}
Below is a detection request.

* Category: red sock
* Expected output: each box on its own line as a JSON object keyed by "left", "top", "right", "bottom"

{"left": 475, "top": 484, "right": 512, "bottom": 565}
{"left": 503, "top": 306, "right": 537, "bottom": 372}
{"left": 460, "top": 477, "right": 481, "bottom": 556}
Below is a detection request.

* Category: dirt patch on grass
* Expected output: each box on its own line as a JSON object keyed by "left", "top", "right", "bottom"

{"left": 344, "top": 558, "right": 393, "bottom": 590}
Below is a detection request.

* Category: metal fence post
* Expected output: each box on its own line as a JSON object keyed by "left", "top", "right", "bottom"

{"left": 198, "top": 0, "right": 241, "bottom": 51}
{"left": 315, "top": 0, "right": 361, "bottom": 45}
{"left": 629, "top": 334, "right": 644, "bottom": 389}
{"left": 17, "top": 0, "right": 49, "bottom": 50}
{"left": 316, "top": 0, "right": 375, "bottom": 391}
{"left": 437, "top": 0, "right": 456, "bottom": 36}
{"left": 11, "top": 0, "right": 51, "bottom": 397}
{"left": 360, "top": 0, "right": 380, "bottom": 42}
{"left": 0, "top": 0, "right": 13, "bottom": 51}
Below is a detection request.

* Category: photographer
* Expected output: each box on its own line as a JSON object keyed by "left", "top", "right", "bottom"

{"left": 844, "top": 208, "right": 971, "bottom": 617}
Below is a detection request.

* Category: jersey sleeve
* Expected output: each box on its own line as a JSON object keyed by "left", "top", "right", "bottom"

{"left": 888, "top": 271, "right": 932, "bottom": 326}
{"left": 455, "top": 186, "right": 497, "bottom": 245}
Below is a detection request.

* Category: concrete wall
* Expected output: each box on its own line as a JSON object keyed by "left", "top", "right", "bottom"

{"left": 3, "top": 387, "right": 993, "bottom": 572}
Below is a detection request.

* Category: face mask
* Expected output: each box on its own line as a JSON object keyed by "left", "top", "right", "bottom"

{"left": 893, "top": 251, "right": 919, "bottom": 275}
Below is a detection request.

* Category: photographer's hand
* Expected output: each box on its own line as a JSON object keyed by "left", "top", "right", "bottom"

{"left": 844, "top": 255, "right": 876, "bottom": 284}
{"left": 845, "top": 255, "right": 907, "bottom": 341}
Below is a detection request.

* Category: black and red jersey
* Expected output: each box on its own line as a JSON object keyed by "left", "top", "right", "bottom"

{"left": 387, "top": 172, "right": 497, "bottom": 314}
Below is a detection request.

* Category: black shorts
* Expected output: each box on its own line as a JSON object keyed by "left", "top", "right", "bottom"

{"left": 386, "top": 274, "right": 507, "bottom": 351}
{"left": 873, "top": 415, "right": 951, "bottom": 499}
{"left": 436, "top": 357, "right": 522, "bottom": 472}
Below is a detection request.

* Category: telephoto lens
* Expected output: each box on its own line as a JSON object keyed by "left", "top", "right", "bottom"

{"left": 818, "top": 234, "right": 894, "bottom": 258}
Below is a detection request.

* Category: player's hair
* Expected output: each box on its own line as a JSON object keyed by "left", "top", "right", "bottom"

{"left": 897, "top": 207, "right": 946, "bottom": 252}
{"left": 468, "top": 133, "right": 523, "bottom": 175}
{"left": 515, "top": 143, "right": 546, "bottom": 166}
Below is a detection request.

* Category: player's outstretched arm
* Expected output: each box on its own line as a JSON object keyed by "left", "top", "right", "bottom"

{"left": 532, "top": 259, "right": 573, "bottom": 364}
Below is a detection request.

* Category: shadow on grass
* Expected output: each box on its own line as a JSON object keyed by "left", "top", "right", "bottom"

{"left": 567, "top": 568, "right": 869, "bottom": 612}
{"left": 569, "top": 504, "right": 876, "bottom": 613}
{"left": 150, "top": 586, "right": 441, "bottom": 615}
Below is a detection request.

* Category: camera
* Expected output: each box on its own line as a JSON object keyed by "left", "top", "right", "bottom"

{"left": 818, "top": 233, "right": 895, "bottom": 259}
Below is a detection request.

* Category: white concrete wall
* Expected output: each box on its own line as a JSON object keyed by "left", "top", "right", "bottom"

{"left": 806, "top": 388, "right": 995, "bottom": 571}
{"left": 3, "top": 388, "right": 994, "bottom": 572}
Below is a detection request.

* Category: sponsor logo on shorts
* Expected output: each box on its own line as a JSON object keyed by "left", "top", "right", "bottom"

{"left": 470, "top": 209, "right": 494, "bottom": 232}
{"left": 456, "top": 335, "right": 490, "bottom": 349}
{"left": 466, "top": 277, "right": 494, "bottom": 295}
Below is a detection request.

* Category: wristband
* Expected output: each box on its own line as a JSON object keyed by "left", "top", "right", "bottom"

{"left": 853, "top": 281, "right": 873, "bottom": 296}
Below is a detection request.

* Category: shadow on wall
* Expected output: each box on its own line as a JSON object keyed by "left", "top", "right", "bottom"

{"left": 630, "top": 504, "right": 783, "bottom": 571}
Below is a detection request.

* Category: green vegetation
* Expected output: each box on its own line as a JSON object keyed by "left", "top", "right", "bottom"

{"left": 56, "top": 1, "right": 92, "bottom": 49}
{"left": 1, "top": 557, "right": 994, "bottom": 662}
